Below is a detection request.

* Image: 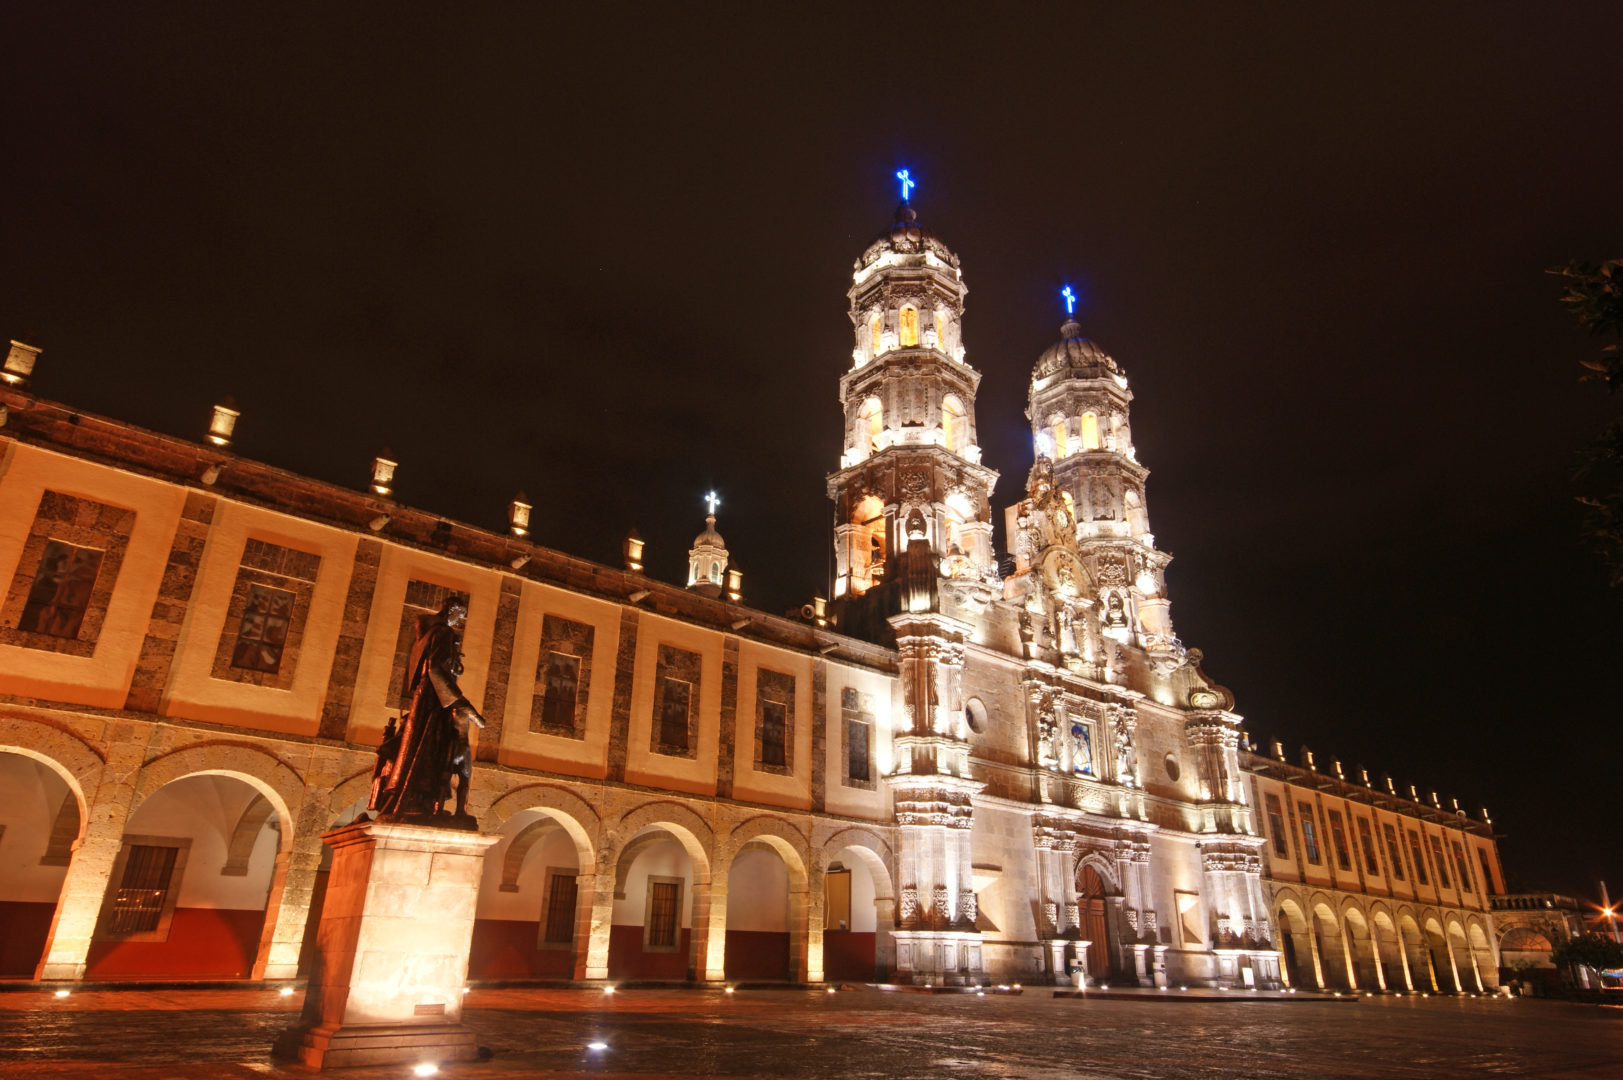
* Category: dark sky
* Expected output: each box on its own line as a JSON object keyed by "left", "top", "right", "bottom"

{"left": 4, "top": 5, "right": 1620, "bottom": 899}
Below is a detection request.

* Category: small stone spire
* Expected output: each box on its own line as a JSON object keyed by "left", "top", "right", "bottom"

{"left": 686, "top": 492, "right": 730, "bottom": 598}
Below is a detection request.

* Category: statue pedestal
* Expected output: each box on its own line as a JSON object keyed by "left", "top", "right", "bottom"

{"left": 277, "top": 820, "right": 500, "bottom": 1069}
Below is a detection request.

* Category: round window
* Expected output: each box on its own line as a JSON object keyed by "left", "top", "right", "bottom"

{"left": 965, "top": 698, "right": 988, "bottom": 734}
{"left": 1163, "top": 753, "right": 1181, "bottom": 782}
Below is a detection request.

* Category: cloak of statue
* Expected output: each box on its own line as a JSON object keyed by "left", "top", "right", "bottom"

{"left": 369, "top": 597, "right": 484, "bottom": 821}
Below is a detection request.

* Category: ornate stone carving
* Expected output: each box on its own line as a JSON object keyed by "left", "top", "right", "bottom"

{"left": 899, "top": 886, "right": 919, "bottom": 927}
{"left": 960, "top": 890, "right": 978, "bottom": 927}
{"left": 932, "top": 884, "right": 951, "bottom": 928}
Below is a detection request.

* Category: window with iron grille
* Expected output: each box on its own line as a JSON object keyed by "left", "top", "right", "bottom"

{"left": 541, "top": 871, "right": 578, "bottom": 945}
{"left": 1265, "top": 795, "right": 1289, "bottom": 858}
{"left": 1297, "top": 802, "right": 1321, "bottom": 864}
{"left": 645, "top": 877, "right": 682, "bottom": 951}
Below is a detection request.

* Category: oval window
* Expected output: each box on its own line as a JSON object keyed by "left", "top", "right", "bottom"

{"left": 1163, "top": 753, "right": 1181, "bottom": 782}
{"left": 965, "top": 698, "right": 988, "bottom": 734}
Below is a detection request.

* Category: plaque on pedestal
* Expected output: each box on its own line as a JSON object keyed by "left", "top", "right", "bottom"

{"left": 276, "top": 820, "right": 500, "bottom": 1069}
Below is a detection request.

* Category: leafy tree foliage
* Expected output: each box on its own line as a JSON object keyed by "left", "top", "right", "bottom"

{"left": 1549, "top": 932, "right": 1623, "bottom": 974}
{"left": 1553, "top": 259, "right": 1623, "bottom": 585}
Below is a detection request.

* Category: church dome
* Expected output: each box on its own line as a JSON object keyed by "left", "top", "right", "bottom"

{"left": 1033, "top": 317, "right": 1122, "bottom": 380}
{"left": 855, "top": 203, "right": 960, "bottom": 271}
{"left": 693, "top": 513, "right": 725, "bottom": 550}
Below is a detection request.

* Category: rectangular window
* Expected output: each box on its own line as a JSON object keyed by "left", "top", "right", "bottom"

{"left": 1407, "top": 830, "right": 1429, "bottom": 886}
{"left": 1383, "top": 823, "right": 1406, "bottom": 881}
{"left": 658, "top": 677, "right": 691, "bottom": 751}
{"left": 1298, "top": 801, "right": 1321, "bottom": 864}
{"left": 1356, "top": 817, "right": 1380, "bottom": 875}
{"left": 649, "top": 644, "right": 701, "bottom": 757}
{"left": 1265, "top": 795, "right": 1289, "bottom": 858}
{"left": 1428, "top": 835, "right": 1451, "bottom": 889}
{"left": 1451, "top": 841, "right": 1474, "bottom": 895}
{"left": 753, "top": 669, "right": 795, "bottom": 774}
{"left": 230, "top": 583, "right": 294, "bottom": 673}
{"left": 1476, "top": 849, "right": 1495, "bottom": 895}
{"left": 761, "top": 700, "right": 787, "bottom": 767}
{"left": 645, "top": 878, "right": 682, "bottom": 951}
{"left": 539, "top": 652, "right": 580, "bottom": 732}
{"left": 531, "top": 615, "right": 595, "bottom": 738}
{"left": 1328, "top": 810, "right": 1353, "bottom": 871}
{"left": 19, "top": 539, "right": 104, "bottom": 639}
{"left": 109, "top": 844, "right": 178, "bottom": 934}
{"left": 540, "top": 871, "right": 578, "bottom": 945}
{"left": 847, "top": 718, "right": 871, "bottom": 783}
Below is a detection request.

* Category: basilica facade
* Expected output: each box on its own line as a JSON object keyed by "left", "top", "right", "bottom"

{"left": 0, "top": 199, "right": 1501, "bottom": 992}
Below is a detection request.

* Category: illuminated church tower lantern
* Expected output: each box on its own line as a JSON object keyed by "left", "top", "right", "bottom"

{"left": 686, "top": 491, "right": 731, "bottom": 600}
{"left": 828, "top": 171, "right": 999, "bottom": 603}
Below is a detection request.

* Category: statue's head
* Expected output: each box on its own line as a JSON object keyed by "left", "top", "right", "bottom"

{"left": 440, "top": 595, "right": 468, "bottom": 630}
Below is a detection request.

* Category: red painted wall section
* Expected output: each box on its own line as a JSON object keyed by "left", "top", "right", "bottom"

{"left": 0, "top": 900, "right": 56, "bottom": 977}
{"left": 84, "top": 908, "right": 265, "bottom": 979}
{"left": 721, "top": 929, "right": 789, "bottom": 981}
{"left": 468, "top": 919, "right": 575, "bottom": 979}
{"left": 823, "top": 931, "right": 876, "bottom": 982}
{"left": 606, "top": 925, "right": 691, "bottom": 980}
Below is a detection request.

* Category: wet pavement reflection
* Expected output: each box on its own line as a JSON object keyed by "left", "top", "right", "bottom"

{"left": 1, "top": 985, "right": 1619, "bottom": 1079}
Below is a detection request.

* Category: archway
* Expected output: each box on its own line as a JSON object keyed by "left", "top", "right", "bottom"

{"left": 1447, "top": 920, "right": 1480, "bottom": 992}
{"left": 1398, "top": 913, "right": 1432, "bottom": 991}
{"left": 1274, "top": 898, "right": 1313, "bottom": 989}
{"left": 823, "top": 830, "right": 895, "bottom": 983}
{"left": 0, "top": 752, "right": 83, "bottom": 977}
{"left": 608, "top": 827, "right": 699, "bottom": 981}
{"left": 1467, "top": 921, "right": 1500, "bottom": 991}
{"left": 469, "top": 809, "right": 587, "bottom": 980}
{"left": 85, "top": 773, "right": 283, "bottom": 979}
{"left": 724, "top": 842, "right": 792, "bottom": 981}
{"left": 1077, "top": 862, "right": 1116, "bottom": 981}
{"left": 1423, "top": 917, "right": 1457, "bottom": 992}
{"left": 1371, "top": 908, "right": 1407, "bottom": 991}
{"left": 1312, "top": 901, "right": 1351, "bottom": 990}
{"left": 1341, "top": 906, "right": 1379, "bottom": 990}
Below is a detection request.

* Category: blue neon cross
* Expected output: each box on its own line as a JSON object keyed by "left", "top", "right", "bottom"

{"left": 1061, "top": 285, "right": 1076, "bottom": 315}
{"left": 705, "top": 491, "right": 720, "bottom": 515}
{"left": 896, "top": 169, "right": 915, "bottom": 201}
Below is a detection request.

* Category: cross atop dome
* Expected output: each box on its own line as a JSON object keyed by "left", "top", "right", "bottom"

{"left": 687, "top": 492, "right": 730, "bottom": 598}
{"left": 895, "top": 168, "right": 915, "bottom": 202}
{"left": 1061, "top": 285, "right": 1076, "bottom": 315}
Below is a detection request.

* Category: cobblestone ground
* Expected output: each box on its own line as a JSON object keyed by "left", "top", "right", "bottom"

{"left": 1, "top": 986, "right": 1620, "bottom": 1079}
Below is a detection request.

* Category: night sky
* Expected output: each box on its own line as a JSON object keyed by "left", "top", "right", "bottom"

{"left": 4, "top": 6, "right": 1620, "bottom": 899}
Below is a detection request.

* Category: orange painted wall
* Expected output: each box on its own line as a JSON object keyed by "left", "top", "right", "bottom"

{"left": 83, "top": 908, "right": 265, "bottom": 980}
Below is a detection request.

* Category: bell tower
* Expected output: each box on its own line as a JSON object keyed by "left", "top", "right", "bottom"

{"left": 827, "top": 178, "right": 999, "bottom": 603}
{"left": 1020, "top": 309, "right": 1176, "bottom": 652}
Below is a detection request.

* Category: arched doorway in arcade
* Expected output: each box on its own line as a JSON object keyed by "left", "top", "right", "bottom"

{"left": 1077, "top": 864, "right": 1113, "bottom": 981}
{"left": 468, "top": 810, "right": 587, "bottom": 980}
{"left": 86, "top": 774, "right": 283, "bottom": 980}
{"left": 723, "top": 843, "right": 791, "bottom": 982}
{"left": 0, "top": 752, "right": 81, "bottom": 978}
{"left": 1275, "top": 901, "right": 1313, "bottom": 989}
{"left": 608, "top": 829, "right": 697, "bottom": 981}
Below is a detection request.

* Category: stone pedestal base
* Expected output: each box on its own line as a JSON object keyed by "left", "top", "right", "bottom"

{"left": 892, "top": 930, "right": 986, "bottom": 986}
{"left": 276, "top": 820, "right": 499, "bottom": 1069}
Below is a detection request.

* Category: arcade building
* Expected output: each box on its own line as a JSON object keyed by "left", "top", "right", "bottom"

{"left": 0, "top": 193, "right": 1503, "bottom": 993}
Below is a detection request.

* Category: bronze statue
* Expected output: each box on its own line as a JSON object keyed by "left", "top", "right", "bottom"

{"left": 368, "top": 596, "right": 486, "bottom": 824}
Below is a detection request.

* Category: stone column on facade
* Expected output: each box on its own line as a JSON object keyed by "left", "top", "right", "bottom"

{"left": 794, "top": 867, "right": 822, "bottom": 984}
{"left": 35, "top": 724, "right": 149, "bottom": 980}
{"left": 583, "top": 846, "right": 617, "bottom": 981}
{"left": 689, "top": 869, "right": 728, "bottom": 984}
{"left": 251, "top": 774, "right": 328, "bottom": 980}
{"left": 872, "top": 896, "right": 897, "bottom": 981}
{"left": 570, "top": 870, "right": 599, "bottom": 981}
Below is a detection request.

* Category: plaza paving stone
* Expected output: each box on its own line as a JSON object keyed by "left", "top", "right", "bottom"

{"left": 0, "top": 986, "right": 1620, "bottom": 1079}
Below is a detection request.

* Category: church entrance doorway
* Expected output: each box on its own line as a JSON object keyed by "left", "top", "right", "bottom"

{"left": 1078, "top": 865, "right": 1113, "bottom": 981}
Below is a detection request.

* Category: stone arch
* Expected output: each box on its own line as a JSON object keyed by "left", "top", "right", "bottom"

{"left": 1499, "top": 926, "right": 1551, "bottom": 952}
{"left": 0, "top": 714, "right": 105, "bottom": 823}
{"left": 1338, "top": 900, "right": 1379, "bottom": 991}
{"left": 487, "top": 783, "right": 601, "bottom": 868}
{"left": 1422, "top": 914, "right": 1456, "bottom": 992}
{"left": 1368, "top": 903, "right": 1408, "bottom": 991}
{"left": 822, "top": 827, "right": 895, "bottom": 893}
{"left": 1396, "top": 909, "right": 1432, "bottom": 991}
{"left": 498, "top": 817, "right": 563, "bottom": 892}
{"left": 1465, "top": 918, "right": 1498, "bottom": 990}
{"left": 128, "top": 742, "right": 304, "bottom": 854}
{"left": 1074, "top": 851, "right": 1122, "bottom": 895}
{"left": 1310, "top": 897, "right": 1351, "bottom": 990}
{"left": 614, "top": 800, "right": 713, "bottom": 873}
{"left": 1273, "top": 891, "right": 1314, "bottom": 989}
{"left": 614, "top": 831, "right": 680, "bottom": 899}
{"left": 326, "top": 767, "right": 377, "bottom": 824}
{"left": 724, "top": 817, "right": 812, "bottom": 983}
{"left": 1445, "top": 916, "right": 1481, "bottom": 991}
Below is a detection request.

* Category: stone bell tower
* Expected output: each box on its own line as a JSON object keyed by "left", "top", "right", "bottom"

{"left": 827, "top": 186, "right": 999, "bottom": 605}
{"left": 1021, "top": 314, "right": 1176, "bottom": 653}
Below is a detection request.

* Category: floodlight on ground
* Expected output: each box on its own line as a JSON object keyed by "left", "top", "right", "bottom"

{"left": 54, "top": 990, "right": 69, "bottom": 998}
{"left": 603, "top": 986, "right": 615, "bottom": 995}
{"left": 412, "top": 1065, "right": 438, "bottom": 1078}
{"left": 587, "top": 1042, "right": 608, "bottom": 1052}
{"left": 279, "top": 987, "right": 294, "bottom": 997}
